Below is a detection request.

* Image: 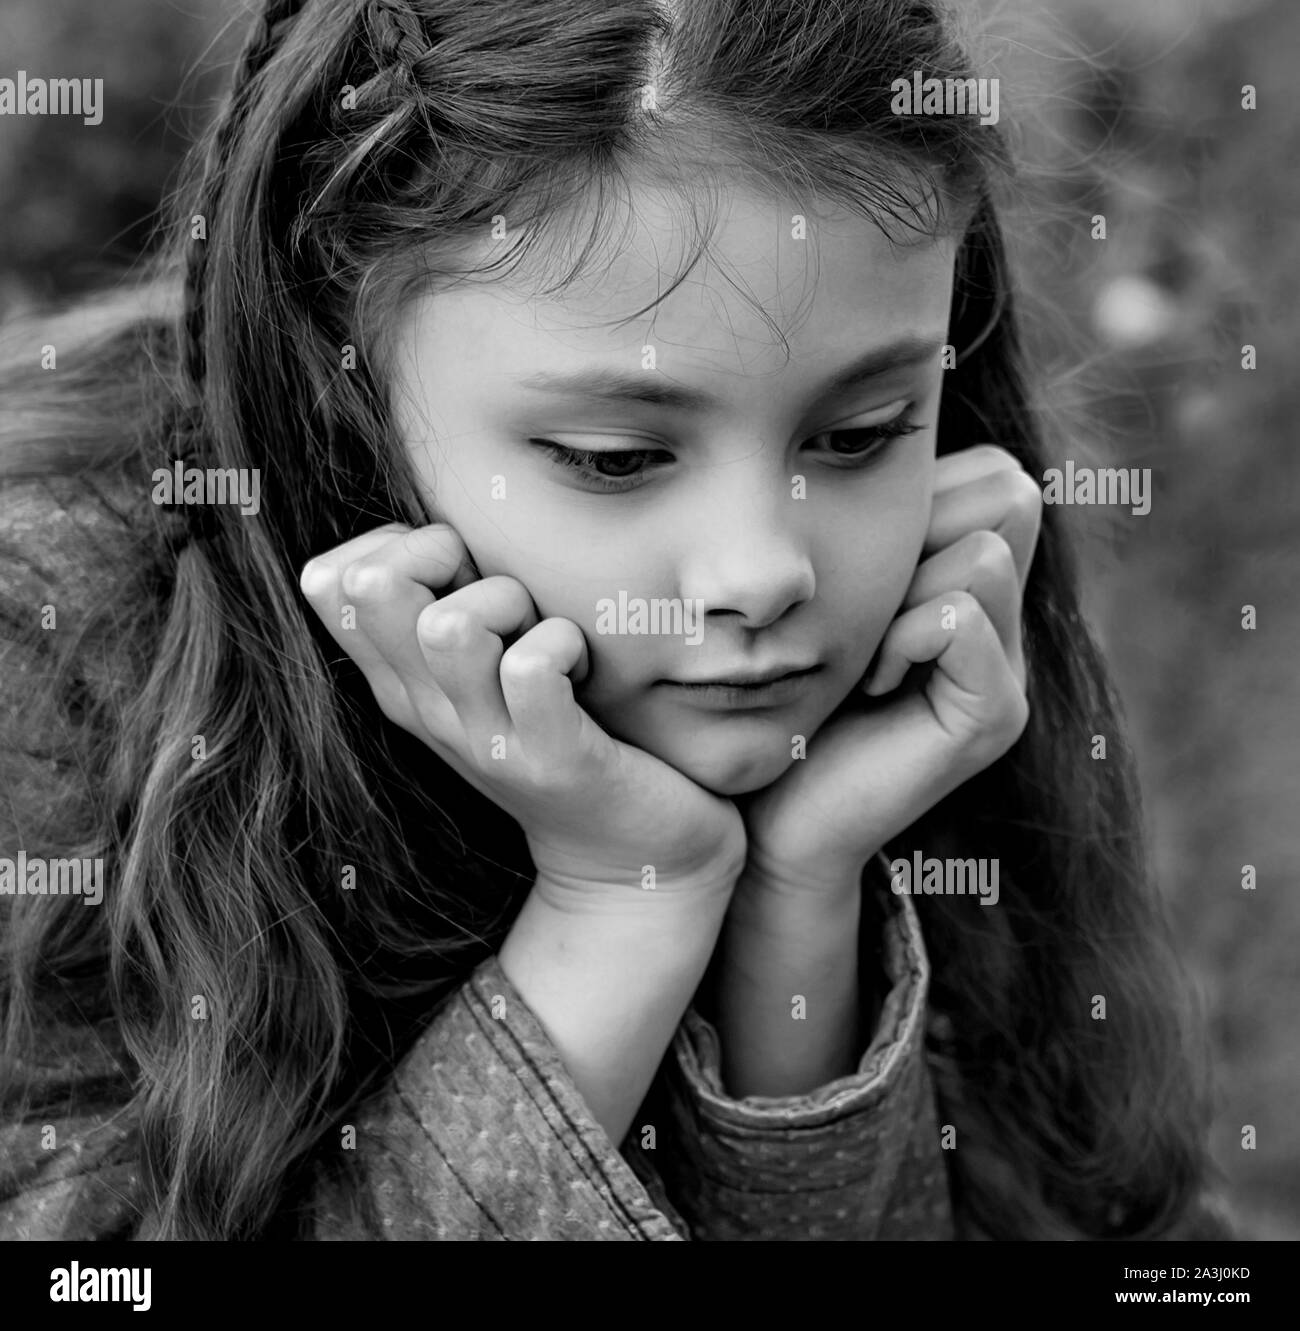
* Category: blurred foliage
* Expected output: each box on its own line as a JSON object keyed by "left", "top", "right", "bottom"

{"left": 992, "top": 0, "right": 1300, "bottom": 1239}
{"left": 0, "top": 0, "right": 1294, "bottom": 1237}
{"left": 0, "top": 0, "right": 242, "bottom": 317}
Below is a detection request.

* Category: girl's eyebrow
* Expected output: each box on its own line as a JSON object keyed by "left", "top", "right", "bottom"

{"left": 513, "top": 333, "right": 946, "bottom": 412}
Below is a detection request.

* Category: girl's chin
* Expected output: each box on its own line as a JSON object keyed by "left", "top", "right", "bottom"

{"left": 592, "top": 701, "right": 819, "bottom": 795}
{"left": 657, "top": 740, "right": 796, "bottom": 798}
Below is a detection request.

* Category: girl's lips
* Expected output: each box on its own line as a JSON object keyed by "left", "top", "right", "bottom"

{"left": 658, "top": 665, "right": 822, "bottom": 709}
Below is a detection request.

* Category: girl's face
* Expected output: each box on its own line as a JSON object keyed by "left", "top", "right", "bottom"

{"left": 391, "top": 179, "right": 957, "bottom": 795}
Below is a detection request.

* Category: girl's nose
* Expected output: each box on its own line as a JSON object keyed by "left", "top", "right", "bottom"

{"left": 675, "top": 466, "right": 816, "bottom": 631}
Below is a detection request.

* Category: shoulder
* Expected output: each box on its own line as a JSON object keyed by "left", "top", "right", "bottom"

{"left": 0, "top": 470, "right": 159, "bottom": 1240}
{"left": 0, "top": 1006, "right": 145, "bottom": 1240}
{"left": 0, "top": 469, "right": 157, "bottom": 618}
{"left": 0, "top": 468, "right": 164, "bottom": 854}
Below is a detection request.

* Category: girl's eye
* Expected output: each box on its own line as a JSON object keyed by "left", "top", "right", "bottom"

{"left": 806, "top": 409, "right": 925, "bottom": 464}
{"left": 529, "top": 409, "right": 925, "bottom": 491}
{"left": 528, "top": 440, "right": 668, "bottom": 492}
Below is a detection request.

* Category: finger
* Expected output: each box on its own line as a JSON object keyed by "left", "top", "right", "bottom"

{"left": 865, "top": 590, "right": 1007, "bottom": 702}
{"left": 302, "top": 522, "right": 411, "bottom": 570}
{"left": 498, "top": 618, "right": 592, "bottom": 758}
{"left": 924, "top": 466, "right": 1042, "bottom": 590}
{"left": 416, "top": 576, "right": 543, "bottom": 745}
{"left": 340, "top": 523, "right": 480, "bottom": 597}
{"left": 932, "top": 443, "right": 1024, "bottom": 493}
{"left": 901, "top": 531, "right": 1026, "bottom": 687}
{"left": 303, "top": 524, "right": 480, "bottom": 689}
{"left": 299, "top": 525, "right": 420, "bottom": 685}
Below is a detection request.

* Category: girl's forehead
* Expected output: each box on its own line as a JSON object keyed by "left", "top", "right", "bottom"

{"left": 396, "top": 243, "right": 953, "bottom": 427}
{"left": 432, "top": 175, "right": 957, "bottom": 355}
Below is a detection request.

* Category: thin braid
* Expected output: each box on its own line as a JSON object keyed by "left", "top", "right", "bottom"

{"left": 181, "top": 0, "right": 312, "bottom": 392}
{"left": 367, "top": 0, "right": 431, "bottom": 80}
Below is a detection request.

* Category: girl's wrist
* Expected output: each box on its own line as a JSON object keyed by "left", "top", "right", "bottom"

{"left": 713, "top": 863, "right": 865, "bottom": 1097}
{"left": 737, "top": 843, "right": 869, "bottom": 906}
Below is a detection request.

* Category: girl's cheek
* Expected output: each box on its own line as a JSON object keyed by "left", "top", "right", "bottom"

{"left": 829, "top": 496, "right": 929, "bottom": 658}
{"left": 885, "top": 457, "right": 937, "bottom": 574}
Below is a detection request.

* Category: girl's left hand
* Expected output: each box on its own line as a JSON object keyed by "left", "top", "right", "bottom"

{"left": 738, "top": 444, "right": 1044, "bottom": 894}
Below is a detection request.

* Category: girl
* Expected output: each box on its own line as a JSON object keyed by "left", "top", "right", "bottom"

{"left": 0, "top": 0, "right": 1231, "bottom": 1241}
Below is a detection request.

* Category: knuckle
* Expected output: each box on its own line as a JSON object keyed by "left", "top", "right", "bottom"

{"left": 991, "top": 688, "right": 1030, "bottom": 750}
{"left": 946, "top": 588, "right": 982, "bottom": 621}
{"left": 971, "top": 443, "right": 1020, "bottom": 471}
{"left": 419, "top": 602, "right": 472, "bottom": 647}
{"left": 340, "top": 556, "right": 395, "bottom": 600}
{"left": 1005, "top": 467, "right": 1045, "bottom": 520}
{"left": 972, "top": 529, "right": 1017, "bottom": 580}
{"left": 500, "top": 647, "right": 549, "bottom": 679}
{"left": 537, "top": 614, "right": 580, "bottom": 644}
{"left": 484, "top": 574, "right": 534, "bottom": 617}
{"left": 299, "top": 558, "right": 338, "bottom": 599}
{"left": 402, "top": 523, "right": 469, "bottom": 572}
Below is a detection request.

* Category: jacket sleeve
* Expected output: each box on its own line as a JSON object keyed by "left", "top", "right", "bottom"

{"left": 305, "top": 868, "right": 954, "bottom": 1242}
{"left": 635, "top": 871, "right": 1243, "bottom": 1243}
{"left": 0, "top": 949, "right": 694, "bottom": 1241}
{"left": 626, "top": 876, "right": 957, "bottom": 1241}
{"left": 306, "top": 955, "right": 687, "bottom": 1241}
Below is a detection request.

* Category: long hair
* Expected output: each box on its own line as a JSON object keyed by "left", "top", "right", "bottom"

{"left": 0, "top": 0, "right": 1213, "bottom": 1240}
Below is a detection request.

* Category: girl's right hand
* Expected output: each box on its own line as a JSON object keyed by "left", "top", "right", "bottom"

{"left": 299, "top": 522, "right": 746, "bottom": 900}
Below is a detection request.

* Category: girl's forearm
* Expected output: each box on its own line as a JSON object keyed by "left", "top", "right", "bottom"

{"left": 713, "top": 867, "right": 864, "bottom": 1099}
{"left": 499, "top": 871, "right": 735, "bottom": 1147}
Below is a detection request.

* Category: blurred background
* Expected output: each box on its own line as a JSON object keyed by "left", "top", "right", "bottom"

{"left": 0, "top": 0, "right": 1294, "bottom": 1237}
